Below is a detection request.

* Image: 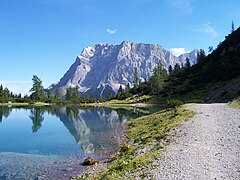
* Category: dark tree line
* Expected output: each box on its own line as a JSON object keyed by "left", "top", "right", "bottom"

{"left": 0, "top": 84, "right": 23, "bottom": 103}
{"left": 114, "top": 58, "right": 194, "bottom": 100}
{"left": 65, "top": 86, "right": 96, "bottom": 103}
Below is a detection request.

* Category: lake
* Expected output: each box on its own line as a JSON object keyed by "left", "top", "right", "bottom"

{"left": 0, "top": 106, "right": 146, "bottom": 179}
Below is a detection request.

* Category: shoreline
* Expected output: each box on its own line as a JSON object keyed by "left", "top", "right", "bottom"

{"left": 0, "top": 101, "right": 167, "bottom": 179}
{"left": 75, "top": 105, "right": 194, "bottom": 179}
{"left": 0, "top": 102, "right": 51, "bottom": 106}
{"left": 0, "top": 102, "right": 150, "bottom": 108}
{"left": 79, "top": 102, "right": 149, "bottom": 108}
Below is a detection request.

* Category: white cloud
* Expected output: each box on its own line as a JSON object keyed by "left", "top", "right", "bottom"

{"left": 106, "top": 28, "right": 117, "bottom": 35}
{"left": 201, "top": 22, "right": 218, "bottom": 38}
{"left": 169, "top": 0, "right": 193, "bottom": 14}
{"left": 170, "top": 48, "right": 190, "bottom": 57}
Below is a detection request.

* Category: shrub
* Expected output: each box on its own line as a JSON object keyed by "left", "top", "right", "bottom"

{"left": 167, "top": 99, "right": 184, "bottom": 107}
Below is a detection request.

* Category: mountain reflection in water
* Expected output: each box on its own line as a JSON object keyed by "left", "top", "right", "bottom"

{"left": 58, "top": 107, "right": 132, "bottom": 155}
{"left": 0, "top": 106, "right": 144, "bottom": 156}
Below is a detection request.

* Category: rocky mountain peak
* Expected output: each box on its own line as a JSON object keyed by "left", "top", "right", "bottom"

{"left": 48, "top": 41, "right": 199, "bottom": 98}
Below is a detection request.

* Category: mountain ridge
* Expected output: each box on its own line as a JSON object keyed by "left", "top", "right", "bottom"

{"left": 161, "top": 27, "right": 240, "bottom": 103}
{"left": 48, "top": 41, "right": 199, "bottom": 98}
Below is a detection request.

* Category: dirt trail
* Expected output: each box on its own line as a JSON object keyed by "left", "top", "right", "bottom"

{"left": 145, "top": 104, "right": 240, "bottom": 180}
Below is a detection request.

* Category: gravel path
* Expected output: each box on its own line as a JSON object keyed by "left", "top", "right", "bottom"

{"left": 145, "top": 103, "right": 240, "bottom": 180}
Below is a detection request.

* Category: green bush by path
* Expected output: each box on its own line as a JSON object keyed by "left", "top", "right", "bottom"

{"left": 228, "top": 99, "right": 240, "bottom": 108}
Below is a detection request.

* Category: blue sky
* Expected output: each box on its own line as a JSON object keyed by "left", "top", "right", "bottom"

{"left": 0, "top": 0, "right": 240, "bottom": 95}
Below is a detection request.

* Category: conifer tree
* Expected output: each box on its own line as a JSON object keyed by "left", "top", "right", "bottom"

{"left": 185, "top": 58, "right": 191, "bottom": 69}
{"left": 73, "top": 85, "right": 80, "bottom": 99}
{"left": 107, "top": 92, "right": 113, "bottom": 100}
{"left": 208, "top": 46, "right": 213, "bottom": 53}
{"left": 47, "top": 90, "right": 51, "bottom": 99}
{"left": 231, "top": 21, "right": 235, "bottom": 33}
{"left": 30, "top": 75, "right": 45, "bottom": 101}
{"left": 0, "top": 85, "right": 3, "bottom": 93}
{"left": 168, "top": 65, "right": 173, "bottom": 75}
{"left": 66, "top": 87, "right": 73, "bottom": 100}
{"left": 125, "top": 83, "right": 130, "bottom": 94}
{"left": 173, "top": 63, "right": 181, "bottom": 75}
{"left": 197, "top": 49, "right": 206, "bottom": 63}
{"left": 116, "top": 85, "right": 124, "bottom": 99}
{"left": 55, "top": 89, "right": 60, "bottom": 100}
{"left": 149, "top": 61, "right": 167, "bottom": 95}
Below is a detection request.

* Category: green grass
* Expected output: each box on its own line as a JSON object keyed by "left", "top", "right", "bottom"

{"left": 0, "top": 102, "right": 50, "bottom": 107}
{"left": 76, "top": 106, "right": 194, "bottom": 179}
{"left": 108, "top": 95, "right": 151, "bottom": 104}
{"left": 228, "top": 99, "right": 240, "bottom": 108}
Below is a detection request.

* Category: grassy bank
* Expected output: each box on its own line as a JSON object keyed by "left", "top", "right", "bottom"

{"left": 108, "top": 95, "right": 151, "bottom": 104}
{"left": 77, "top": 105, "right": 194, "bottom": 179}
{"left": 79, "top": 102, "right": 148, "bottom": 108}
{"left": 228, "top": 99, "right": 240, "bottom": 108}
{"left": 0, "top": 102, "right": 50, "bottom": 107}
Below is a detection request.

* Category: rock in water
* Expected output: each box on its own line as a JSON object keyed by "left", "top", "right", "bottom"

{"left": 82, "top": 157, "right": 99, "bottom": 166}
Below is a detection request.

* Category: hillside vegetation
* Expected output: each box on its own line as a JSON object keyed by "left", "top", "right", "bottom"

{"left": 116, "top": 27, "right": 240, "bottom": 104}
{"left": 163, "top": 27, "right": 240, "bottom": 102}
{"left": 77, "top": 106, "right": 194, "bottom": 179}
{"left": 228, "top": 98, "right": 240, "bottom": 108}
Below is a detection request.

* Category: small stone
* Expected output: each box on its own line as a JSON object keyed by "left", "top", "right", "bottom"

{"left": 82, "top": 157, "right": 99, "bottom": 166}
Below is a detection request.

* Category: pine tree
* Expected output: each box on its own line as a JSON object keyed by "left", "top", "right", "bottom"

{"left": 196, "top": 49, "right": 206, "bottom": 64}
{"left": 208, "top": 46, "right": 213, "bottom": 53}
{"left": 116, "top": 85, "right": 124, "bottom": 99}
{"left": 66, "top": 87, "right": 73, "bottom": 100}
{"left": 73, "top": 85, "right": 80, "bottom": 99}
{"left": 173, "top": 63, "right": 181, "bottom": 75}
{"left": 185, "top": 58, "right": 191, "bottom": 69}
{"left": 125, "top": 83, "right": 130, "bottom": 94}
{"left": 107, "top": 92, "right": 113, "bottom": 100}
{"left": 0, "top": 85, "right": 3, "bottom": 96}
{"left": 47, "top": 90, "right": 51, "bottom": 99}
{"left": 231, "top": 21, "right": 235, "bottom": 33}
{"left": 149, "top": 61, "right": 168, "bottom": 95}
{"left": 168, "top": 65, "right": 173, "bottom": 75}
{"left": 2, "top": 87, "right": 11, "bottom": 102}
{"left": 55, "top": 89, "right": 60, "bottom": 100}
{"left": 30, "top": 75, "right": 45, "bottom": 101}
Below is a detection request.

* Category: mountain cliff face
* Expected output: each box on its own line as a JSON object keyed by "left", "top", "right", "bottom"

{"left": 48, "top": 41, "right": 199, "bottom": 98}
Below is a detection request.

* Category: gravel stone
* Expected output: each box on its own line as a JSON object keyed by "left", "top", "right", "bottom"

{"left": 129, "top": 104, "right": 240, "bottom": 180}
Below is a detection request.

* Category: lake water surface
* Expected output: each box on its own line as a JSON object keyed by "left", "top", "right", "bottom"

{"left": 0, "top": 106, "right": 145, "bottom": 179}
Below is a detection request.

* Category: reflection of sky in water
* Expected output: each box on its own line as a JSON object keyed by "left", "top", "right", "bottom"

{"left": 0, "top": 108, "right": 83, "bottom": 156}
{"left": 0, "top": 106, "right": 149, "bottom": 179}
{"left": 0, "top": 107, "right": 141, "bottom": 157}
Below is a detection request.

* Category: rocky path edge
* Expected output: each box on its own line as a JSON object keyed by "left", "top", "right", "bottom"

{"left": 131, "top": 103, "right": 240, "bottom": 180}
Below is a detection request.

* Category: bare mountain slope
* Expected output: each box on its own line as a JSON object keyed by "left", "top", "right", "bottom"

{"left": 48, "top": 41, "right": 198, "bottom": 98}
